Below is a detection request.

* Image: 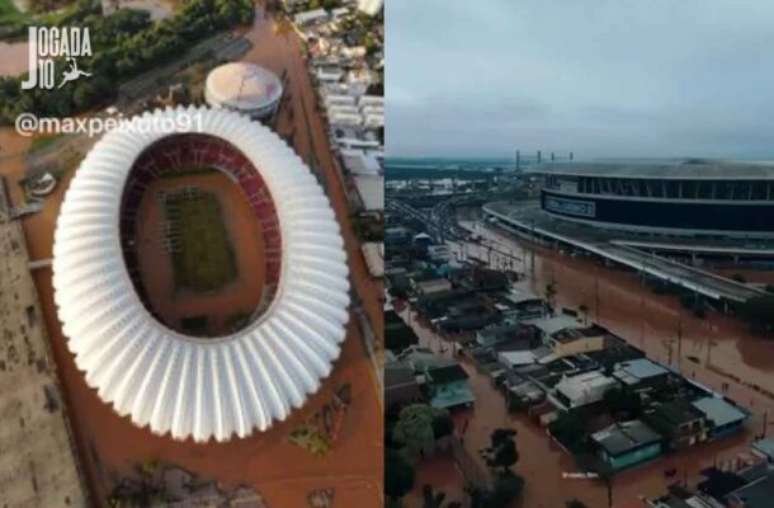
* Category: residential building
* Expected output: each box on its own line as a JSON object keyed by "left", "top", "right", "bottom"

{"left": 590, "top": 420, "right": 664, "bottom": 471}
{"left": 425, "top": 363, "right": 475, "bottom": 410}
{"left": 385, "top": 360, "right": 422, "bottom": 409}
{"left": 554, "top": 370, "right": 619, "bottom": 409}
{"left": 413, "top": 278, "right": 452, "bottom": 296}
{"left": 548, "top": 325, "right": 607, "bottom": 359}
{"left": 645, "top": 400, "right": 708, "bottom": 450}
{"left": 294, "top": 8, "right": 329, "bottom": 26}
{"left": 612, "top": 358, "right": 671, "bottom": 391}
{"left": 692, "top": 396, "right": 749, "bottom": 440}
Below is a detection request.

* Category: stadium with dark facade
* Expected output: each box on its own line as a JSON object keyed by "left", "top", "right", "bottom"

{"left": 536, "top": 159, "right": 774, "bottom": 238}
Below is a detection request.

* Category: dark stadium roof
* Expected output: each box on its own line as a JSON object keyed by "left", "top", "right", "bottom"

{"left": 528, "top": 159, "right": 774, "bottom": 180}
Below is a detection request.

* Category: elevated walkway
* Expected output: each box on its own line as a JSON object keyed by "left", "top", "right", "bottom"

{"left": 483, "top": 201, "right": 766, "bottom": 304}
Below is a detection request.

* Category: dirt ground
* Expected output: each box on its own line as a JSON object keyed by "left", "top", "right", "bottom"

{"left": 133, "top": 172, "right": 265, "bottom": 336}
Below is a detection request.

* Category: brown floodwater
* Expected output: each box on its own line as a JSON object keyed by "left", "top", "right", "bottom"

{"left": 0, "top": 41, "right": 28, "bottom": 77}
{"left": 402, "top": 306, "right": 757, "bottom": 508}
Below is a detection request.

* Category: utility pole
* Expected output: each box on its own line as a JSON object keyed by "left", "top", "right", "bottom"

{"left": 677, "top": 316, "right": 683, "bottom": 373}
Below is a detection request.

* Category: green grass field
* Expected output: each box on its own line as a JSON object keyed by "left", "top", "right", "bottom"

{"left": 165, "top": 190, "right": 237, "bottom": 293}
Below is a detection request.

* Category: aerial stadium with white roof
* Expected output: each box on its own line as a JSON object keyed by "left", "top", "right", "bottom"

{"left": 532, "top": 159, "right": 774, "bottom": 238}
{"left": 205, "top": 62, "right": 283, "bottom": 120}
{"left": 52, "top": 106, "right": 349, "bottom": 443}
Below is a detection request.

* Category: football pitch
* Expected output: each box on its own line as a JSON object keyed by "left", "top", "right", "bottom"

{"left": 164, "top": 189, "right": 237, "bottom": 292}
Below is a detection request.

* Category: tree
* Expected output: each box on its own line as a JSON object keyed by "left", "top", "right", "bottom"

{"left": 545, "top": 282, "right": 557, "bottom": 315}
{"left": 385, "top": 449, "right": 415, "bottom": 506}
{"left": 481, "top": 428, "right": 519, "bottom": 474}
{"left": 393, "top": 404, "right": 446, "bottom": 459}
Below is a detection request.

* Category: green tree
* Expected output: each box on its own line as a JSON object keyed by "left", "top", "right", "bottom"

{"left": 481, "top": 428, "right": 519, "bottom": 474}
{"left": 393, "top": 404, "right": 447, "bottom": 459}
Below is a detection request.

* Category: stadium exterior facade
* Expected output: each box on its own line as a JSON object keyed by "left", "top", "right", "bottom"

{"left": 533, "top": 160, "right": 774, "bottom": 238}
{"left": 52, "top": 107, "right": 349, "bottom": 443}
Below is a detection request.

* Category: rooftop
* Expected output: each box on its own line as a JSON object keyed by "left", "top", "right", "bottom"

{"left": 523, "top": 314, "right": 580, "bottom": 337}
{"left": 591, "top": 420, "right": 663, "bottom": 456}
{"left": 613, "top": 358, "right": 670, "bottom": 385}
{"left": 692, "top": 396, "right": 749, "bottom": 427}
{"left": 727, "top": 472, "right": 774, "bottom": 508}
{"left": 529, "top": 159, "right": 774, "bottom": 180}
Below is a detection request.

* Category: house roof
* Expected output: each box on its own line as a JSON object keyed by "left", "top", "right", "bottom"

{"left": 427, "top": 364, "right": 469, "bottom": 384}
{"left": 498, "top": 351, "right": 536, "bottom": 367}
{"left": 652, "top": 400, "right": 705, "bottom": 425}
{"left": 613, "top": 358, "right": 669, "bottom": 385}
{"left": 591, "top": 420, "right": 662, "bottom": 456}
{"left": 727, "top": 472, "right": 774, "bottom": 508}
{"left": 529, "top": 159, "right": 774, "bottom": 181}
{"left": 692, "top": 397, "right": 749, "bottom": 428}
{"left": 523, "top": 315, "right": 580, "bottom": 336}
{"left": 555, "top": 371, "right": 618, "bottom": 402}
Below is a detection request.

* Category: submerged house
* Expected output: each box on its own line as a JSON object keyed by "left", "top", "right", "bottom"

{"left": 692, "top": 396, "right": 749, "bottom": 440}
{"left": 425, "top": 363, "right": 475, "bottom": 410}
{"left": 590, "top": 420, "right": 664, "bottom": 471}
{"left": 644, "top": 400, "right": 708, "bottom": 450}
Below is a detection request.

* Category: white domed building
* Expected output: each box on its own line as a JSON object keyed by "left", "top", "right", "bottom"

{"left": 52, "top": 107, "right": 349, "bottom": 443}
{"left": 205, "top": 62, "right": 283, "bottom": 120}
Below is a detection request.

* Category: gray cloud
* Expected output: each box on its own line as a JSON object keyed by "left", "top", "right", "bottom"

{"left": 386, "top": 0, "right": 774, "bottom": 159}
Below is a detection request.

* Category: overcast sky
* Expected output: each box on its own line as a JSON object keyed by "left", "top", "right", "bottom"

{"left": 386, "top": 1, "right": 774, "bottom": 160}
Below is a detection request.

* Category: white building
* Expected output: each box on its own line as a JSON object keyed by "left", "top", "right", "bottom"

{"left": 324, "top": 94, "right": 357, "bottom": 107}
{"left": 554, "top": 371, "right": 619, "bottom": 409}
{"left": 358, "top": 0, "right": 383, "bottom": 16}
{"left": 294, "top": 8, "right": 329, "bottom": 26}
{"left": 358, "top": 95, "right": 384, "bottom": 108}
{"left": 205, "top": 63, "right": 283, "bottom": 119}
{"left": 329, "top": 112, "right": 363, "bottom": 127}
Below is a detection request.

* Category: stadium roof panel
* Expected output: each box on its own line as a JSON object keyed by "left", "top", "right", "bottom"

{"left": 528, "top": 160, "right": 774, "bottom": 180}
{"left": 52, "top": 107, "right": 349, "bottom": 443}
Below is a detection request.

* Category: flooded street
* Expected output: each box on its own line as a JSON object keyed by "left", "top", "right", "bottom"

{"left": 386, "top": 209, "right": 774, "bottom": 506}
{"left": 401, "top": 305, "right": 757, "bottom": 507}
{"left": 454, "top": 218, "right": 774, "bottom": 402}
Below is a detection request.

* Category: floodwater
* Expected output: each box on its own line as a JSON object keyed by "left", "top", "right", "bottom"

{"left": 0, "top": 41, "right": 28, "bottom": 77}
{"left": 388, "top": 209, "right": 774, "bottom": 506}
{"left": 0, "top": 3, "right": 384, "bottom": 506}
{"left": 456, "top": 218, "right": 774, "bottom": 400}
{"left": 402, "top": 307, "right": 756, "bottom": 508}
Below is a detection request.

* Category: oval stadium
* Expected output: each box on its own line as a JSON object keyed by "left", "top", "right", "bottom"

{"left": 536, "top": 159, "right": 774, "bottom": 238}
{"left": 52, "top": 107, "right": 349, "bottom": 443}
